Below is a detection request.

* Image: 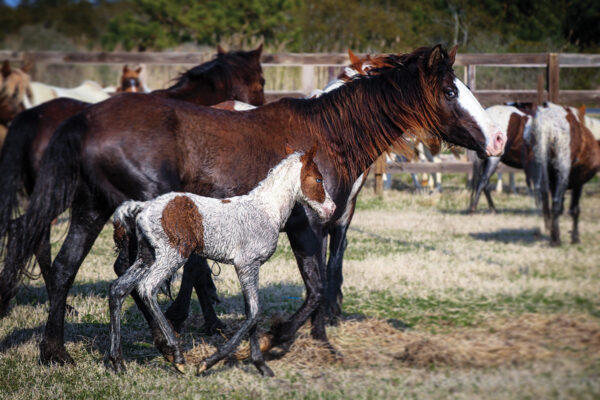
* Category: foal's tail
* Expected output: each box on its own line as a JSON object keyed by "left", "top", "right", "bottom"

{"left": 0, "top": 113, "right": 87, "bottom": 316}
{"left": 112, "top": 200, "right": 145, "bottom": 252}
{"left": 0, "top": 108, "right": 40, "bottom": 257}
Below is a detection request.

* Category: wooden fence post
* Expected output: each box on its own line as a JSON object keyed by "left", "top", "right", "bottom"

{"left": 466, "top": 64, "right": 476, "bottom": 90}
{"left": 537, "top": 73, "right": 544, "bottom": 104}
{"left": 547, "top": 53, "right": 559, "bottom": 103}
{"left": 374, "top": 155, "right": 386, "bottom": 196}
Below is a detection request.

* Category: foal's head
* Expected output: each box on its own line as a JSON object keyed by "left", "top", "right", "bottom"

{"left": 118, "top": 65, "right": 142, "bottom": 93}
{"left": 414, "top": 45, "right": 506, "bottom": 157}
{"left": 289, "top": 144, "right": 336, "bottom": 219}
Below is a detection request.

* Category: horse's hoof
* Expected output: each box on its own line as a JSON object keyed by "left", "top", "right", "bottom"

{"left": 110, "top": 357, "right": 127, "bottom": 373}
{"left": 196, "top": 361, "right": 208, "bottom": 375}
{"left": 571, "top": 237, "right": 580, "bottom": 244}
{"left": 550, "top": 239, "right": 561, "bottom": 247}
{"left": 39, "top": 341, "right": 75, "bottom": 365}
{"left": 203, "top": 319, "right": 226, "bottom": 335}
{"left": 174, "top": 363, "right": 186, "bottom": 374}
{"left": 255, "top": 362, "right": 274, "bottom": 377}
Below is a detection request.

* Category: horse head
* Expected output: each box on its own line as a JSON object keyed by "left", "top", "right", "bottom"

{"left": 118, "top": 65, "right": 143, "bottom": 93}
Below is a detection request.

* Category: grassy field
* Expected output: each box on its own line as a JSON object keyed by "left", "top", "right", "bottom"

{"left": 0, "top": 180, "right": 599, "bottom": 399}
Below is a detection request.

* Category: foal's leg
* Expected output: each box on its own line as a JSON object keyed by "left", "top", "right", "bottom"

{"left": 137, "top": 251, "right": 187, "bottom": 372}
{"left": 109, "top": 258, "right": 147, "bottom": 372}
{"left": 198, "top": 262, "right": 270, "bottom": 375}
{"left": 569, "top": 184, "right": 583, "bottom": 244}
{"left": 325, "top": 224, "right": 348, "bottom": 324}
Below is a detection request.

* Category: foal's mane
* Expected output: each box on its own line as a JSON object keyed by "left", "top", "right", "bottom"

{"left": 289, "top": 46, "right": 449, "bottom": 182}
{"left": 168, "top": 50, "right": 261, "bottom": 92}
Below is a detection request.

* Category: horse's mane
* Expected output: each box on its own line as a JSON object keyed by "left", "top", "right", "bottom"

{"left": 289, "top": 47, "right": 448, "bottom": 182}
{"left": 167, "top": 50, "right": 260, "bottom": 92}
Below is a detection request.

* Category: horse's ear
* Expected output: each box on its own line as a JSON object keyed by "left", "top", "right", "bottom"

{"left": 135, "top": 66, "right": 142, "bottom": 74}
{"left": 216, "top": 45, "right": 226, "bottom": 55}
{"left": 122, "top": 65, "right": 128, "bottom": 73}
{"left": 427, "top": 44, "right": 444, "bottom": 70}
{"left": 1, "top": 60, "right": 11, "bottom": 78}
{"left": 448, "top": 44, "right": 458, "bottom": 65}
{"left": 253, "top": 43, "right": 263, "bottom": 58}
{"left": 578, "top": 104, "right": 586, "bottom": 124}
{"left": 348, "top": 49, "right": 360, "bottom": 65}
{"left": 285, "top": 144, "right": 294, "bottom": 155}
{"left": 306, "top": 142, "right": 318, "bottom": 161}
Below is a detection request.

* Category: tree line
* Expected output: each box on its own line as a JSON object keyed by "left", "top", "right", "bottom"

{"left": 0, "top": 0, "right": 598, "bottom": 53}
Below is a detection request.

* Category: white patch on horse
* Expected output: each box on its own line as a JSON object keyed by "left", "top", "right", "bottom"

{"left": 232, "top": 101, "right": 257, "bottom": 111}
{"left": 336, "top": 172, "right": 366, "bottom": 226}
{"left": 455, "top": 79, "right": 505, "bottom": 152}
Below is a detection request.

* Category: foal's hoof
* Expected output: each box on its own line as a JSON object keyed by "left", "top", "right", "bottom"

{"left": 571, "top": 237, "right": 581, "bottom": 244}
{"left": 255, "top": 362, "right": 274, "bottom": 377}
{"left": 39, "top": 340, "right": 75, "bottom": 365}
{"left": 549, "top": 239, "right": 562, "bottom": 247}
{"left": 174, "top": 363, "right": 186, "bottom": 374}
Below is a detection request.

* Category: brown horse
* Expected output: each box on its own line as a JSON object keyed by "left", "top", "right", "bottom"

{"left": 0, "top": 61, "right": 32, "bottom": 147}
{"left": 0, "top": 46, "right": 266, "bottom": 352}
{"left": 116, "top": 65, "right": 143, "bottom": 93}
{"left": 1, "top": 45, "right": 505, "bottom": 367}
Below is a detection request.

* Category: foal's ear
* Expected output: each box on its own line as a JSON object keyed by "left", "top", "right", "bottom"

{"left": 427, "top": 44, "right": 444, "bottom": 70}
{"left": 348, "top": 49, "right": 360, "bottom": 65}
{"left": 122, "top": 65, "right": 129, "bottom": 73}
{"left": 135, "top": 66, "right": 142, "bottom": 74}
{"left": 448, "top": 44, "right": 458, "bottom": 65}
{"left": 285, "top": 144, "right": 294, "bottom": 155}
{"left": 1, "top": 60, "right": 11, "bottom": 78}
{"left": 216, "top": 44, "right": 226, "bottom": 55}
{"left": 578, "top": 104, "right": 586, "bottom": 124}
{"left": 253, "top": 43, "right": 264, "bottom": 58}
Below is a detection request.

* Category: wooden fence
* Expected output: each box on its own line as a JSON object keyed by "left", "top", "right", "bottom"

{"left": 2, "top": 50, "right": 599, "bottom": 195}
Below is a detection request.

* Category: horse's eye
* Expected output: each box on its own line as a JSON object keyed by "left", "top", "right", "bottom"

{"left": 316, "top": 178, "right": 323, "bottom": 183}
{"left": 445, "top": 88, "right": 457, "bottom": 100}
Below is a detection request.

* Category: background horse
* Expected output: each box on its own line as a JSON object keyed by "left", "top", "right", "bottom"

{"left": 0, "top": 61, "right": 32, "bottom": 148}
{"left": 468, "top": 104, "right": 535, "bottom": 213}
{"left": 0, "top": 46, "right": 266, "bottom": 364}
{"left": 0, "top": 45, "right": 504, "bottom": 366}
{"left": 531, "top": 103, "right": 600, "bottom": 246}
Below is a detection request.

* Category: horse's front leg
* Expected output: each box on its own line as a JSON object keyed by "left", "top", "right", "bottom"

{"left": 324, "top": 224, "right": 348, "bottom": 324}
{"left": 267, "top": 207, "right": 334, "bottom": 353}
{"left": 165, "top": 255, "right": 225, "bottom": 334}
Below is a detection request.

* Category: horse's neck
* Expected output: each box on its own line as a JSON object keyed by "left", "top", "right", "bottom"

{"left": 241, "top": 155, "right": 302, "bottom": 228}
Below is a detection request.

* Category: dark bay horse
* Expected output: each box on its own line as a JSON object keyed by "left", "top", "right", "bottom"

{"left": 1, "top": 45, "right": 505, "bottom": 366}
{"left": 0, "top": 46, "right": 265, "bottom": 356}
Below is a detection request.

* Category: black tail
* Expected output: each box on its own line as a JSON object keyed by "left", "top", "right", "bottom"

{"left": 0, "top": 113, "right": 87, "bottom": 316}
{"left": 0, "top": 108, "right": 40, "bottom": 257}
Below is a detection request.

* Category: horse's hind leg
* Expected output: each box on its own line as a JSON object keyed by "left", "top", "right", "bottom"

{"left": 109, "top": 258, "right": 147, "bottom": 372}
{"left": 569, "top": 184, "right": 583, "bottom": 244}
{"left": 40, "top": 200, "right": 112, "bottom": 365}
{"left": 549, "top": 169, "right": 569, "bottom": 247}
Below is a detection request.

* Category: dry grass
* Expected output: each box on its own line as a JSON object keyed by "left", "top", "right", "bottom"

{"left": 1, "top": 183, "right": 599, "bottom": 399}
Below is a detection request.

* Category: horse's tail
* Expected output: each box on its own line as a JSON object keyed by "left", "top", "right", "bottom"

{"left": 0, "top": 113, "right": 87, "bottom": 316}
{"left": 0, "top": 108, "right": 40, "bottom": 257}
{"left": 112, "top": 200, "right": 145, "bottom": 253}
{"left": 530, "top": 113, "right": 549, "bottom": 209}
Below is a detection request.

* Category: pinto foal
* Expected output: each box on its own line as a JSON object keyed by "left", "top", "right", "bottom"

{"left": 109, "top": 145, "right": 335, "bottom": 376}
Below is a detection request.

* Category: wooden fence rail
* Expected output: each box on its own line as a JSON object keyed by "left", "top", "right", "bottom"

{"left": 1, "top": 50, "right": 599, "bottom": 105}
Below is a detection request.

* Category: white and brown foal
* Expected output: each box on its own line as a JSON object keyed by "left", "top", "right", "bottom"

{"left": 109, "top": 144, "right": 335, "bottom": 376}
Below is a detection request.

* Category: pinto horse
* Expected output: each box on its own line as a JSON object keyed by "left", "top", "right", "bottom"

{"left": 0, "top": 46, "right": 265, "bottom": 355}
{"left": 530, "top": 103, "right": 600, "bottom": 246}
{"left": 1, "top": 45, "right": 505, "bottom": 366}
{"left": 468, "top": 104, "right": 535, "bottom": 213}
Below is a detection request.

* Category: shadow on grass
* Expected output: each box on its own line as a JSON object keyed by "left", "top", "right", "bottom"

{"left": 440, "top": 207, "right": 540, "bottom": 216}
{"left": 469, "top": 228, "right": 546, "bottom": 244}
